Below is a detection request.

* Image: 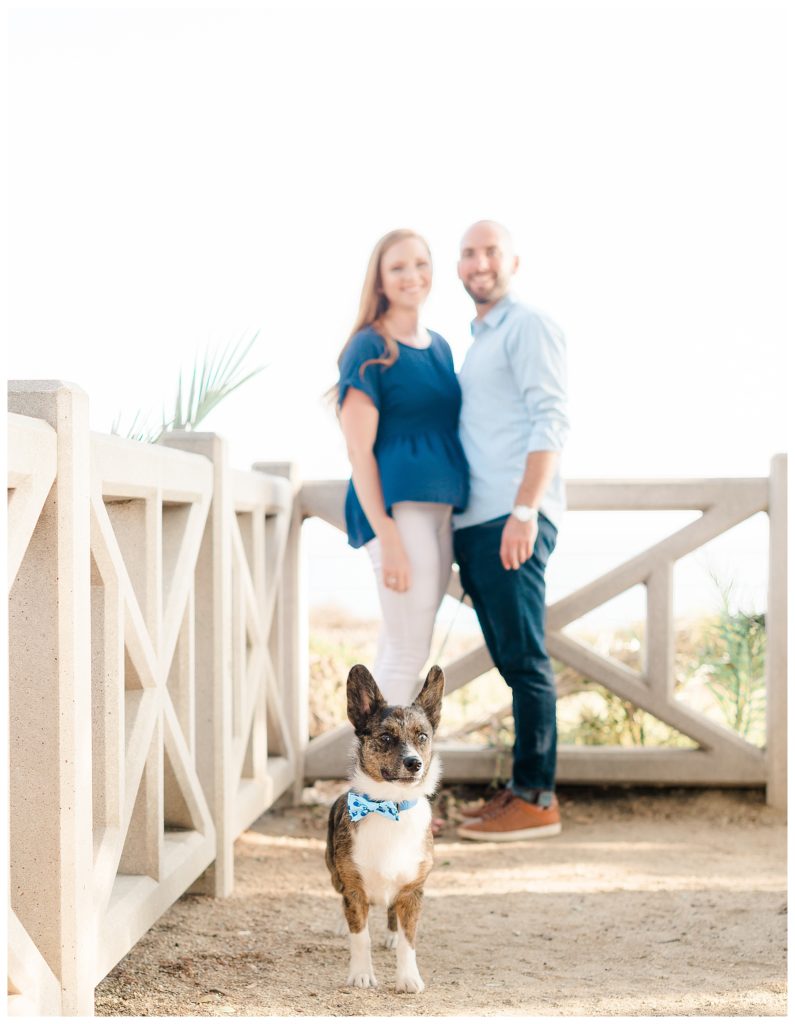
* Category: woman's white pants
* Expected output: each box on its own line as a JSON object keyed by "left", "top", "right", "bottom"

{"left": 365, "top": 501, "right": 453, "bottom": 707}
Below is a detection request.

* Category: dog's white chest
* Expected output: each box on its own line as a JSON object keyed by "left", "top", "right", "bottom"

{"left": 351, "top": 801, "right": 431, "bottom": 907}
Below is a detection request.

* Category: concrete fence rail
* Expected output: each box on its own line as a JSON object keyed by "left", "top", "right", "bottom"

{"left": 6, "top": 381, "right": 787, "bottom": 1015}
{"left": 7, "top": 383, "right": 301, "bottom": 1015}
{"left": 302, "top": 468, "right": 787, "bottom": 796}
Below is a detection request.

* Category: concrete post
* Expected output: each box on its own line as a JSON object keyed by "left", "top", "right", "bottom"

{"left": 7, "top": 381, "right": 95, "bottom": 1015}
{"left": 765, "top": 453, "right": 787, "bottom": 811}
{"left": 161, "top": 432, "right": 235, "bottom": 896}
{"left": 254, "top": 462, "right": 307, "bottom": 803}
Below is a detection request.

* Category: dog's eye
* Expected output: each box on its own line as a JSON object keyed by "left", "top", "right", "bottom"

{"left": 418, "top": 733, "right": 428, "bottom": 744}
{"left": 379, "top": 733, "right": 394, "bottom": 745}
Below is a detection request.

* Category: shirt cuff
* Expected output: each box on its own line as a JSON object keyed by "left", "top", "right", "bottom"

{"left": 527, "top": 423, "right": 567, "bottom": 453}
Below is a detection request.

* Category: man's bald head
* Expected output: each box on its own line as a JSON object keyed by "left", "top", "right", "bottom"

{"left": 460, "top": 220, "right": 516, "bottom": 257}
{"left": 458, "top": 220, "right": 519, "bottom": 312}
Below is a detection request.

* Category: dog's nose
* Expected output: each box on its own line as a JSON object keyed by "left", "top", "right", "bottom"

{"left": 403, "top": 756, "right": 423, "bottom": 774}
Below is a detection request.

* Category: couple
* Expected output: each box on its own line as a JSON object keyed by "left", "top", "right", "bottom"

{"left": 334, "top": 221, "right": 569, "bottom": 842}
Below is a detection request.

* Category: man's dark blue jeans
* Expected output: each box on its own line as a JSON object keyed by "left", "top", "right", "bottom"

{"left": 453, "top": 512, "right": 558, "bottom": 796}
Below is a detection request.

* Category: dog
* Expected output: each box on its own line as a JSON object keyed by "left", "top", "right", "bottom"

{"left": 325, "top": 663, "right": 444, "bottom": 992}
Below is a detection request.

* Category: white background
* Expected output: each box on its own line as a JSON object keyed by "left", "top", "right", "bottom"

{"left": 6, "top": 0, "right": 790, "bottom": 626}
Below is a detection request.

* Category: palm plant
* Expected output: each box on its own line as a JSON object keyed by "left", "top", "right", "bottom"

{"left": 112, "top": 331, "right": 264, "bottom": 443}
{"left": 700, "top": 575, "right": 766, "bottom": 739}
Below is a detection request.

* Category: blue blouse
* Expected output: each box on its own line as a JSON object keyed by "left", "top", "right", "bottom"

{"left": 338, "top": 327, "right": 470, "bottom": 548}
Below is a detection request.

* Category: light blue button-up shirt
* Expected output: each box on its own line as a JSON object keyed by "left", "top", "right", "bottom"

{"left": 453, "top": 294, "right": 569, "bottom": 531}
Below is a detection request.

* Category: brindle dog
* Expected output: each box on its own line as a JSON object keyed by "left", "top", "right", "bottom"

{"left": 326, "top": 663, "right": 444, "bottom": 992}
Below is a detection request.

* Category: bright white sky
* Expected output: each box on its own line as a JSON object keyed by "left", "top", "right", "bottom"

{"left": 6, "top": 0, "right": 790, "bottom": 625}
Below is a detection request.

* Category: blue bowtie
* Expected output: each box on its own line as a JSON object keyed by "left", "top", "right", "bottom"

{"left": 347, "top": 790, "right": 418, "bottom": 823}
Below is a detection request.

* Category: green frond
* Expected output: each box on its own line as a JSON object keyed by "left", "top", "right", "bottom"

{"left": 112, "top": 330, "right": 265, "bottom": 444}
{"left": 174, "top": 371, "right": 185, "bottom": 431}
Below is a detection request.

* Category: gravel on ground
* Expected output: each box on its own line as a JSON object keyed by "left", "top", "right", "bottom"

{"left": 95, "top": 785, "right": 787, "bottom": 1017}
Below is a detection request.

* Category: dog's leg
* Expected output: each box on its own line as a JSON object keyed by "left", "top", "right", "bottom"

{"left": 393, "top": 887, "right": 425, "bottom": 993}
{"left": 384, "top": 904, "right": 399, "bottom": 950}
{"left": 343, "top": 891, "right": 377, "bottom": 988}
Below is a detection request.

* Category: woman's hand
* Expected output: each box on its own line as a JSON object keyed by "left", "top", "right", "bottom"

{"left": 378, "top": 519, "right": 411, "bottom": 592}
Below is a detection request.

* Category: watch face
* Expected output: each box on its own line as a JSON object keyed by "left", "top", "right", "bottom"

{"left": 513, "top": 505, "right": 538, "bottom": 522}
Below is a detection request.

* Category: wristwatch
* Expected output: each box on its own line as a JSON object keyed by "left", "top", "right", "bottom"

{"left": 511, "top": 504, "right": 538, "bottom": 523}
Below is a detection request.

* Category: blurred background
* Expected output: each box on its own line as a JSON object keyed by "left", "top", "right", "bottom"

{"left": 7, "top": 0, "right": 789, "bottom": 746}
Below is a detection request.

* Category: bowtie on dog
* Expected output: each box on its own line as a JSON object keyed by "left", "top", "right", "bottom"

{"left": 347, "top": 790, "right": 418, "bottom": 823}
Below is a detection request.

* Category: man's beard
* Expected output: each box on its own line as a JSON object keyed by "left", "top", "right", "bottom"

{"left": 464, "top": 282, "right": 499, "bottom": 305}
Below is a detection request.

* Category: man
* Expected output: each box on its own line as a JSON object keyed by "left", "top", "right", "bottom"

{"left": 453, "top": 220, "right": 569, "bottom": 841}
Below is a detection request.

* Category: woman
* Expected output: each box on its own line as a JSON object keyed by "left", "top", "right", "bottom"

{"left": 335, "top": 229, "right": 468, "bottom": 707}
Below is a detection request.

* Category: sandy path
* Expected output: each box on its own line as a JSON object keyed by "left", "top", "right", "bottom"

{"left": 95, "top": 786, "right": 786, "bottom": 1017}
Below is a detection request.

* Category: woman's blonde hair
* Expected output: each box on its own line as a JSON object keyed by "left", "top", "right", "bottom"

{"left": 331, "top": 229, "right": 431, "bottom": 402}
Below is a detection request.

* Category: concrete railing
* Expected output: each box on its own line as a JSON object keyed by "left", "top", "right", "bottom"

{"left": 6, "top": 380, "right": 787, "bottom": 1014}
{"left": 301, "top": 463, "right": 788, "bottom": 806}
{"left": 7, "top": 383, "right": 304, "bottom": 1016}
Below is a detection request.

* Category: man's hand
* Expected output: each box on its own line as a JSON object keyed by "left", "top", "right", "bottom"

{"left": 500, "top": 515, "right": 538, "bottom": 570}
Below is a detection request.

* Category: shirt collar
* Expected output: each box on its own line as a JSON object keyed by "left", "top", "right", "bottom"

{"left": 471, "top": 293, "right": 516, "bottom": 335}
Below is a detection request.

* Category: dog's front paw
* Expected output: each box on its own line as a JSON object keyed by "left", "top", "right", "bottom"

{"left": 384, "top": 930, "right": 398, "bottom": 950}
{"left": 347, "top": 969, "right": 378, "bottom": 989}
{"left": 395, "top": 970, "right": 425, "bottom": 993}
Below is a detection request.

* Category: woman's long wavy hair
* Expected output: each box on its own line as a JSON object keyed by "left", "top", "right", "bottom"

{"left": 329, "top": 229, "right": 431, "bottom": 404}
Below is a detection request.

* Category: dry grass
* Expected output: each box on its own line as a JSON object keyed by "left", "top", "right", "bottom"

{"left": 308, "top": 606, "right": 766, "bottom": 750}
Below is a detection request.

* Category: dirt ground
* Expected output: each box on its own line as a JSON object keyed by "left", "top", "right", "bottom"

{"left": 95, "top": 784, "right": 787, "bottom": 1017}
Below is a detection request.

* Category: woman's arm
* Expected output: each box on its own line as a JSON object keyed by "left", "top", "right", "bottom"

{"left": 339, "top": 388, "right": 411, "bottom": 592}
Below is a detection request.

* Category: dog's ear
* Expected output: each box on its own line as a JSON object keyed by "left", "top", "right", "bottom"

{"left": 347, "top": 664, "right": 387, "bottom": 734}
{"left": 413, "top": 665, "right": 445, "bottom": 732}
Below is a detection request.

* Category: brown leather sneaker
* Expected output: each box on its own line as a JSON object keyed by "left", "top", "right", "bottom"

{"left": 459, "top": 788, "right": 513, "bottom": 819}
{"left": 457, "top": 793, "right": 561, "bottom": 841}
